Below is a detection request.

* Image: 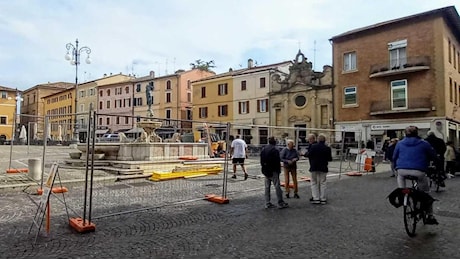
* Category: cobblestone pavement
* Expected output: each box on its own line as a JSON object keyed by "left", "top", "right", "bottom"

{"left": 1, "top": 145, "right": 459, "bottom": 258}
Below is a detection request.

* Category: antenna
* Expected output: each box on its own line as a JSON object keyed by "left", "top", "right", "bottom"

{"left": 165, "top": 58, "right": 168, "bottom": 75}
{"left": 173, "top": 57, "right": 176, "bottom": 72}
{"left": 298, "top": 40, "right": 301, "bottom": 50}
{"left": 313, "top": 40, "right": 317, "bottom": 71}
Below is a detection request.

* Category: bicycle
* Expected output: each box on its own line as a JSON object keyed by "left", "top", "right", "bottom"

{"left": 402, "top": 175, "right": 427, "bottom": 237}
{"left": 426, "top": 164, "right": 445, "bottom": 192}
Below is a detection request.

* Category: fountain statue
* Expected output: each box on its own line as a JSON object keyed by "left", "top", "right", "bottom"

{"left": 136, "top": 121, "right": 162, "bottom": 143}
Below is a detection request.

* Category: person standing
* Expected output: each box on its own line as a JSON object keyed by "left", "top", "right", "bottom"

{"left": 425, "top": 131, "right": 447, "bottom": 186}
{"left": 307, "top": 134, "right": 332, "bottom": 205}
{"left": 280, "top": 139, "right": 300, "bottom": 199}
{"left": 385, "top": 138, "right": 398, "bottom": 177}
{"left": 260, "top": 137, "right": 289, "bottom": 209}
{"left": 230, "top": 135, "right": 248, "bottom": 180}
{"left": 445, "top": 141, "right": 456, "bottom": 178}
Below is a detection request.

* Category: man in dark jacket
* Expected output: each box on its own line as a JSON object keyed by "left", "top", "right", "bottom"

{"left": 260, "top": 137, "right": 288, "bottom": 209}
{"left": 307, "top": 134, "right": 332, "bottom": 205}
{"left": 393, "top": 126, "right": 439, "bottom": 224}
{"left": 425, "top": 131, "right": 447, "bottom": 186}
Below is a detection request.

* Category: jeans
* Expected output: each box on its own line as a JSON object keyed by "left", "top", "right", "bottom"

{"left": 283, "top": 166, "right": 298, "bottom": 194}
{"left": 397, "top": 169, "right": 433, "bottom": 215}
{"left": 265, "top": 172, "right": 284, "bottom": 205}
{"left": 390, "top": 161, "right": 397, "bottom": 176}
{"left": 310, "top": 171, "right": 327, "bottom": 201}
{"left": 446, "top": 161, "right": 456, "bottom": 176}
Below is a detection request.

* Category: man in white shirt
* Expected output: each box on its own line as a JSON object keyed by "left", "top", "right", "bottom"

{"left": 230, "top": 135, "right": 248, "bottom": 180}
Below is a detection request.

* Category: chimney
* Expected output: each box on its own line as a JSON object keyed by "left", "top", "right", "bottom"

{"left": 150, "top": 70, "right": 155, "bottom": 78}
{"left": 103, "top": 73, "right": 107, "bottom": 77}
{"left": 110, "top": 72, "right": 112, "bottom": 76}
{"left": 248, "top": 59, "right": 254, "bottom": 68}
{"left": 229, "top": 68, "right": 233, "bottom": 72}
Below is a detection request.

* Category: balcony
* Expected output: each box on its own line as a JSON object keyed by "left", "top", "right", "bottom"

{"left": 370, "top": 97, "right": 432, "bottom": 115}
{"left": 369, "top": 56, "right": 430, "bottom": 78}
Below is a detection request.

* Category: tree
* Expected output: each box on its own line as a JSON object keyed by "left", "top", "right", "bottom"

{"left": 190, "top": 59, "right": 215, "bottom": 72}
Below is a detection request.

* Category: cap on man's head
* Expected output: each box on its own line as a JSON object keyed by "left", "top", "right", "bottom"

{"left": 405, "top": 126, "right": 419, "bottom": 137}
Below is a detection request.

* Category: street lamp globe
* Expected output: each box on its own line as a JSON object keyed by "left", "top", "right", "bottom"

{"left": 65, "top": 52, "right": 71, "bottom": 61}
{"left": 70, "top": 59, "right": 76, "bottom": 65}
{"left": 85, "top": 56, "right": 91, "bottom": 64}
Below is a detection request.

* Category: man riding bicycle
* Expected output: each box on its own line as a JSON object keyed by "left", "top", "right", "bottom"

{"left": 393, "top": 126, "right": 439, "bottom": 225}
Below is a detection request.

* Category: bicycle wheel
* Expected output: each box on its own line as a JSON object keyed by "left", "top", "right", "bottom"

{"left": 403, "top": 195, "right": 417, "bottom": 237}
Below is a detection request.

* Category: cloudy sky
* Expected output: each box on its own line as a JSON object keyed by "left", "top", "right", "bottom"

{"left": 0, "top": 0, "right": 459, "bottom": 91}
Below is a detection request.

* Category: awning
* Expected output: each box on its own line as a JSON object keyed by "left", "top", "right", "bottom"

{"left": 115, "top": 128, "right": 131, "bottom": 133}
{"left": 95, "top": 129, "right": 109, "bottom": 135}
{"left": 233, "top": 125, "right": 252, "bottom": 130}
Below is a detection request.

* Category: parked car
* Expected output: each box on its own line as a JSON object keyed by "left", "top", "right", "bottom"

{"left": 97, "top": 133, "right": 120, "bottom": 142}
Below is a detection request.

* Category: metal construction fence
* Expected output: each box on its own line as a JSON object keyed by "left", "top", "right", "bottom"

{"left": 4, "top": 111, "right": 389, "bottom": 235}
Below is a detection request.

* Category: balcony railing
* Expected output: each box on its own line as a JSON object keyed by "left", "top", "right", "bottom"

{"left": 370, "top": 97, "right": 432, "bottom": 115}
{"left": 369, "top": 56, "right": 430, "bottom": 78}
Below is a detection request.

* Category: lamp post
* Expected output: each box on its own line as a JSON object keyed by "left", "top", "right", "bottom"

{"left": 8, "top": 90, "right": 22, "bottom": 170}
{"left": 65, "top": 38, "right": 91, "bottom": 142}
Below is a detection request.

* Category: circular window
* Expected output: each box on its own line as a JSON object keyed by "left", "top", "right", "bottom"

{"left": 294, "top": 95, "right": 307, "bottom": 107}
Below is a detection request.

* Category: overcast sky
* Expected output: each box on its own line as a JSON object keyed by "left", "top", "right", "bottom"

{"left": 0, "top": 0, "right": 459, "bottom": 91}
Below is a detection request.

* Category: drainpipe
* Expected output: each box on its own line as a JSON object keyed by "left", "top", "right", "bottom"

{"left": 329, "top": 39, "right": 335, "bottom": 131}
{"left": 176, "top": 74, "right": 180, "bottom": 129}
{"left": 131, "top": 81, "right": 135, "bottom": 128}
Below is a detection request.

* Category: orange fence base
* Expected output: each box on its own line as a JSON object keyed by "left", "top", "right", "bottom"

{"left": 6, "top": 168, "right": 29, "bottom": 174}
{"left": 205, "top": 194, "right": 229, "bottom": 204}
{"left": 280, "top": 182, "right": 295, "bottom": 188}
{"left": 300, "top": 177, "right": 311, "bottom": 182}
{"left": 37, "top": 187, "right": 69, "bottom": 195}
{"left": 346, "top": 171, "right": 363, "bottom": 176}
{"left": 69, "top": 217, "right": 96, "bottom": 233}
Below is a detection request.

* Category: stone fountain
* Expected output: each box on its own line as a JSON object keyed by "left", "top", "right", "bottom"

{"left": 75, "top": 120, "right": 208, "bottom": 161}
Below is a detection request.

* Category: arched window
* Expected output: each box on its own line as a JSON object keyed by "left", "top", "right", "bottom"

{"left": 166, "top": 80, "right": 172, "bottom": 90}
{"left": 107, "top": 89, "right": 111, "bottom": 96}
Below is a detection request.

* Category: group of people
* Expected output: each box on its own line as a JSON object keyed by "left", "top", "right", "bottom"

{"left": 260, "top": 134, "right": 332, "bottom": 209}
{"left": 385, "top": 130, "right": 457, "bottom": 182}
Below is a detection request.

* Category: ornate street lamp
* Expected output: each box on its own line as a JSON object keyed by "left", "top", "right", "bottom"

{"left": 65, "top": 38, "right": 91, "bottom": 142}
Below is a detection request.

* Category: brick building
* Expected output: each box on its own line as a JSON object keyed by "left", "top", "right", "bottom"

{"left": 330, "top": 6, "right": 460, "bottom": 148}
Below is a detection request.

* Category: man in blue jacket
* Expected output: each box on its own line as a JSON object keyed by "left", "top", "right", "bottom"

{"left": 393, "top": 126, "right": 439, "bottom": 224}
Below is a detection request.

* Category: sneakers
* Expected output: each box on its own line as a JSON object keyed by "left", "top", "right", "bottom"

{"left": 447, "top": 173, "right": 455, "bottom": 179}
{"left": 278, "top": 202, "right": 289, "bottom": 209}
{"left": 264, "top": 203, "right": 276, "bottom": 209}
{"left": 285, "top": 193, "right": 290, "bottom": 199}
{"left": 425, "top": 215, "right": 439, "bottom": 225}
{"left": 311, "top": 200, "right": 321, "bottom": 205}
{"left": 294, "top": 194, "right": 300, "bottom": 199}
{"left": 244, "top": 173, "right": 248, "bottom": 180}
{"left": 231, "top": 175, "right": 237, "bottom": 179}
{"left": 320, "top": 200, "right": 327, "bottom": 205}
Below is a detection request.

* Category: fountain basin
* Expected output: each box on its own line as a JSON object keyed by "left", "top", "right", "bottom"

{"left": 77, "top": 142, "right": 209, "bottom": 161}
